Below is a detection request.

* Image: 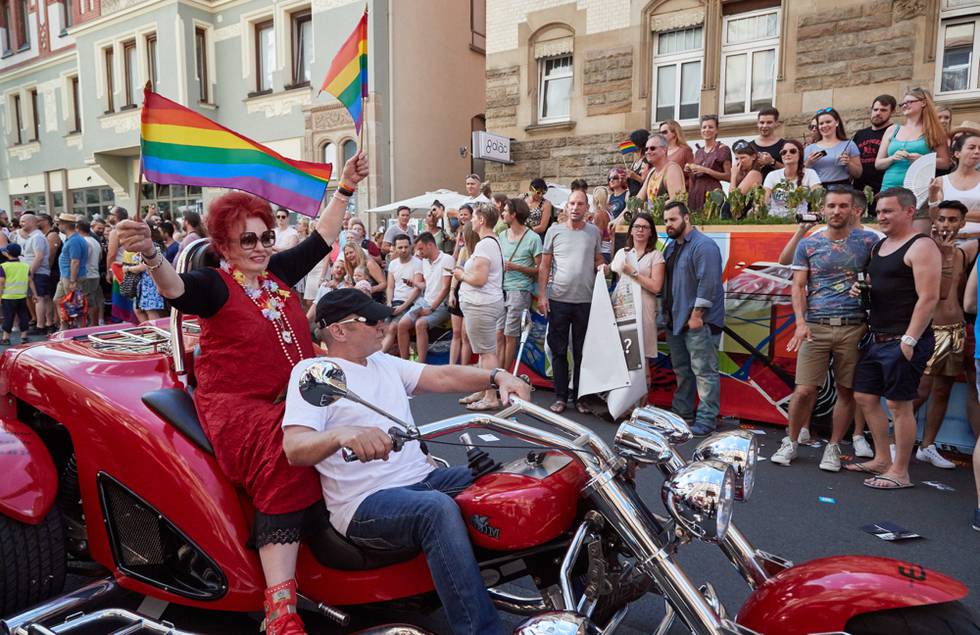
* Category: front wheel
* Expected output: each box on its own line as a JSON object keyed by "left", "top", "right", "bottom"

{"left": 845, "top": 601, "right": 980, "bottom": 635}
{"left": 0, "top": 506, "right": 67, "bottom": 616}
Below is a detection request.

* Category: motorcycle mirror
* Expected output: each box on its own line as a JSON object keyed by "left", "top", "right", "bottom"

{"left": 299, "top": 360, "right": 349, "bottom": 407}
{"left": 692, "top": 430, "right": 758, "bottom": 502}
{"left": 628, "top": 406, "right": 692, "bottom": 445}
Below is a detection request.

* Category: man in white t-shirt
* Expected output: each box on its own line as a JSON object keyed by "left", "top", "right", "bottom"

{"left": 381, "top": 234, "right": 422, "bottom": 352}
{"left": 396, "top": 231, "right": 454, "bottom": 361}
{"left": 273, "top": 208, "right": 300, "bottom": 253}
{"left": 282, "top": 288, "right": 528, "bottom": 635}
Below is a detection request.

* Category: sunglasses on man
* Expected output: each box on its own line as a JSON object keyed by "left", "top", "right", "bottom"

{"left": 239, "top": 229, "right": 277, "bottom": 250}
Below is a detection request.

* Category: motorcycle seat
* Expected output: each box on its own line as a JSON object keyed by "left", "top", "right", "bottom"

{"left": 306, "top": 500, "right": 419, "bottom": 571}
{"left": 141, "top": 387, "right": 214, "bottom": 455}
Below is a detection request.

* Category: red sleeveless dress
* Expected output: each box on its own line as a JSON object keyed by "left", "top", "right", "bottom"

{"left": 194, "top": 268, "right": 321, "bottom": 515}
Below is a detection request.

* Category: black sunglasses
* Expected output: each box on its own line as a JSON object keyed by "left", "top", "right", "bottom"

{"left": 276, "top": 214, "right": 288, "bottom": 219}
{"left": 239, "top": 229, "right": 276, "bottom": 250}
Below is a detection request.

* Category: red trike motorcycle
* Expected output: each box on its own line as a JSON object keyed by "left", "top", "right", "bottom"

{"left": 1, "top": 241, "right": 977, "bottom": 634}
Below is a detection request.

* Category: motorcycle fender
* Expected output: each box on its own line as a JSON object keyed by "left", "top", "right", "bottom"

{"left": 736, "top": 556, "right": 968, "bottom": 635}
{"left": 0, "top": 417, "right": 57, "bottom": 525}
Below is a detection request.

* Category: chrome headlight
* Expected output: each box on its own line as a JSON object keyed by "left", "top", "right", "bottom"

{"left": 692, "top": 430, "right": 758, "bottom": 501}
{"left": 614, "top": 420, "right": 673, "bottom": 465}
{"left": 628, "top": 406, "right": 692, "bottom": 445}
{"left": 661, "top": 459, "right": 734, "bottom": 543}
{"left": 514, "top": 611, "right": 601, "bottom": 635}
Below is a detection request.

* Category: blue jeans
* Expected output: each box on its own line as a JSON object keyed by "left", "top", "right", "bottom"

{"left": 666, "top": 327, "right": 721, "bottom": 429}
{"left": 346, "top": 467, "right": 503, "bottom": 635}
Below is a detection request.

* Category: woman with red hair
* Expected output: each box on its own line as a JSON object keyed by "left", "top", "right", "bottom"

{"left": 115, "top": 152, "right": 368, "bottom": 635}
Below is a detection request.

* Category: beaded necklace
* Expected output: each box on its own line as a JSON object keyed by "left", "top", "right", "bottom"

{"left": 220, "top": 260, "right": 301, "bottom": 365}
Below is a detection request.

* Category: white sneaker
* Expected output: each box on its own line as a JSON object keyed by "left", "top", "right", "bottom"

{"left": 770, "top": 437, "right": 798, "bottom": 466}
{"left": 819, "top": 443, "right": 842, "bottom": 472}
{"left": 852, "top": 435, "right": 873, "bottom": 459}
{"left": 915, "top": 444, "right": 956, "bottom": 469}
{"left": 798, "top": 427, "right": 812, "bottom": 445}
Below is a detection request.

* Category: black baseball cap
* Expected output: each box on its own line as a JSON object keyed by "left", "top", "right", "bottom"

{"left": 315, "top": 288, "right": 392, "bottom": 329}
{"left": 2, "top": 243, "right": 21, "bottom": 258}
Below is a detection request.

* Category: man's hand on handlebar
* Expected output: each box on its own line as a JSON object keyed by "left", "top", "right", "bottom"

{"left": 495, "top": 371, "right": 532, "bottom": 406}
{"left": 334, "top": 426, "right": 394, "bottom": 462}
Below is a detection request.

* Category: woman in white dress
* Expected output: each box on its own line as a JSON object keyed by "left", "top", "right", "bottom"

{"left": 609, "top": 212, "right": 665, "bottom": 362}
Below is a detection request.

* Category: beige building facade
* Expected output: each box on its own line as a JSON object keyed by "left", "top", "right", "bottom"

{"left": 484, "top": 0, "right": 974, "bottom": 195}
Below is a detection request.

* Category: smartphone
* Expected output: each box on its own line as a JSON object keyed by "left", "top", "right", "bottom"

{"left": 812, "top": 150, "right": 827, "bottom": 159}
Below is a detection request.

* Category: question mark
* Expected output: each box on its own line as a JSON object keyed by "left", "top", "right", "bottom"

{"left": 623, "top": 338, "right": 632, "bottom": 356}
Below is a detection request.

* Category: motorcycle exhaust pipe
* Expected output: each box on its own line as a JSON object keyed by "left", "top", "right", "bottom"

{"left": 0, "top": 578, "right": 123, "bottom": 635}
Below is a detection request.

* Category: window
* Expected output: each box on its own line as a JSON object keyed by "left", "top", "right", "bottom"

{"left": 70, "top": 187, "right": 116, "bottom": 218}
{"left": 1, "top": 1, "right": 11, "bottom": 54}
{"left": 471, "top": 0, "right": 485, "bottom": 52}
{"left": 538, "top": 55, "right": 572, "bottom": 123}
{"left": 12, "top": 93, "right": 22, "bottom": 144}
{"left": 291, "top": 10, "right": 312, "bottom": 86}
{"left": 29, "top": 88, "right": 38, "bottom": 141}
{"left": 61, "top": 0, "right": 72, "bottom": 31}
{"left": 122, "top": 40, "right": 137, "bottom": 107}
{"left": 652, "top": 26, "right": 703, "bottom": 123}
{"left": 721, "top": 9, "right": 779, "bottom": 116}
{"left": 321, "top": 142, "right": 337, "bottom": 172}
{"left": 195, "top": 27, "right": 209, "bottom": 102}
{"left": 69, "top": 75, "right": 81, "bottom": 133}
{"left": 342, "top": 139, "right": 357, "bottom": 166}
{"left": 15, "top": 0, "right": 27, "bottom": 49}
{"left": 104, "top": 46, "right": 115, "bottom": 112}
{"left": 146, "top": 34, "right": 157, "bottom": 90}
{"left": 137, "top": 183, "right": 202, "bottom": 217}
{"left": 255, "top": 19, "right": 274, "bottom": 93}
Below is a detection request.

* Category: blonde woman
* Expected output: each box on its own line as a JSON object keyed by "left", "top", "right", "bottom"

{"left": 659, "top": 119, "right": 694, "bottom": 170}
{"left": 592, "top": 186, "right": 613, "bottom": 263}
{"left": 341, "top": 241, "right": 385, "bottom": 301}
{"left": 876, "top": 88, "right": 952, "bottom": 190}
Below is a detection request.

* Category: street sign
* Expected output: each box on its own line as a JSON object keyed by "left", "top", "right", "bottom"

{"left": 472, "top": 131, "right": 512, "bottom": 164}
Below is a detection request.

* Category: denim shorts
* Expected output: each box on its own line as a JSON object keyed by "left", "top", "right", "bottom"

{"left": 32, "top": 273, "right": 52, "bottom": 298}
{"left": 853, "top": 329, "right": 935, "bottom": 402}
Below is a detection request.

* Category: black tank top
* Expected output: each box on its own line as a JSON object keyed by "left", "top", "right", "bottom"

{"left": 868, "top": 234, "right": 929, "bottom": 334}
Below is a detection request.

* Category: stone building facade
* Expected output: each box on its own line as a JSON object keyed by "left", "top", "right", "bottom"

{"left": 484, "top": 0, "right": 972, "bottom": 196}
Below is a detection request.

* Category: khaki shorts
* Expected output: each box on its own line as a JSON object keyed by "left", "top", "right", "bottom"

{"left": 795, "top": 322, "right": 867, "bottom": 388}
{"left": 501, "top": 290, "right": 533, "bottom": 337}
{"left": 924, "top": 322, "right": 966, "bottom": 377}
{"left": 78, "top": 278, "right": 103, "bottom": 310}
{"left": 460, "top": 299, "right": 504, "bottom": 354}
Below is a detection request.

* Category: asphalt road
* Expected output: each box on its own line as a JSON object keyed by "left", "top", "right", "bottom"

{"left": 19, "top": 383, "right": 980, "bottom": 634}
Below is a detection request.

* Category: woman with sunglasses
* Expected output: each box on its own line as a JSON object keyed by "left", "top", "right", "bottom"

{"left": 115, "top": 152, "right": 369, "bottom": 635}
{"left": 659, "top": 119, "right": 694, "bottom": 170}
{"left": 686, "top": 114, "right": 732, "bottom": 211}
{"left": 607, "top": 168, "right": 629, "bottom": 221}
{"left": 272, "top": 208, "right": 300, "bottom": 253}
{"left": 876, "top": 88, "right": 952, "bottom": 191}
{"left": 803, "top": 107, "right": 861, "bottom": 188}
{"left": 764, "top": 139, "right": 822, "bottom": 218}
{"left": 525, "top": 177, "right": 554, "bottom": 238}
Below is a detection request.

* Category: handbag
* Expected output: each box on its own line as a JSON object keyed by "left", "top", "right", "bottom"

{"left": 119, "top": 271, "right": 140, "bottom": 298}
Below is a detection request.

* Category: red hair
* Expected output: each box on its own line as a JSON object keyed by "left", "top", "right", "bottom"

{"left": 206, "top": 192, "right": 274, "bottom": 255}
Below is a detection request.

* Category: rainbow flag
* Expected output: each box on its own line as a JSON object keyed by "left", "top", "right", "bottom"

{"left": 618, "top": 140, "right": 638, "bottom": 155}
{"left": 320, "top": 10, "right": 368, "bottom": 134}
{"left": 140, "top": 89, "right": 332, "bottom": 217}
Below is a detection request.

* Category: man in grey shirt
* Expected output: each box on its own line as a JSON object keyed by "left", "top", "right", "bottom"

{"left": 538, "top": 190, "right": 604, "bottom": 414}
{"left": 381, "top": 206, "right": 416, "bottom": 258}
{"left": 662, "top": 201, "right": 725, "bottom": 436}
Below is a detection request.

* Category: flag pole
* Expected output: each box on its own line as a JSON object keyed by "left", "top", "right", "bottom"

{"left": 134, "top": 81, "right": 152, "bottom": 222}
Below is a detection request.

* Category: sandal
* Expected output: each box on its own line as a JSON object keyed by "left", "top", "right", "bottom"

{"left": 458, "top": 391, "right": 484, "bottom": 405}
{"left": 549, "top": 400, "right": 567, "bottom": 414}
{"left": 864, "top": 475, "right": 914, "bottom": 490}
{"left": 466, "top": 398, "right": 501, "bottom": 412}
{"left": 843, "top": 462, "right": 883, "bottom": 475}
{"left": 575, "top": 401, "right": 591, "bottom": 415}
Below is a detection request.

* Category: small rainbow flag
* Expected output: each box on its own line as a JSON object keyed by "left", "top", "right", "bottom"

{"left": 618, "top": 140, "right": 638, "bottom": 155}
{"left": 140, "top": 89, "right": 332, "bottom": 217}
{"left": 321, "top": 9, "right": 368, "bottom": 134}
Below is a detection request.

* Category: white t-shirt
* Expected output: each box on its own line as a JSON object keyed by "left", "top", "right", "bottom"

{"left": 282, "top": 353, "right": 434, "bottom": 535}
{"left": 274, "top": 226, "right": 299, "bottom": 251}
{"left": 460, "top": 236, "right": 504, "bottom": 304}
{"left": 82, "top": 236, "right": 101, "bottom": 279}
{"left": 763, "top": 168, "right": 822, "bottom": 218}
{"left": 421, "top": 252, "right": 454, "bottom": 307}
{"left": 388, "top": 256, "right": 423, "bottom": 304}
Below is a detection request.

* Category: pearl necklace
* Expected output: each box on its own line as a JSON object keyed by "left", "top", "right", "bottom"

{"left": 221, "top": 260, "right": 301, "bottom": 365}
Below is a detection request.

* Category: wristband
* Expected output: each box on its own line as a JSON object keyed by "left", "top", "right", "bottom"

{"left": 489, "top": 367, "right": 506, "bottom": 388}
{"left": 901, "top": 334, "right": 918, "bottom": 347}
{"left": 337, "top": 186, "right": 355, "bottom": 198}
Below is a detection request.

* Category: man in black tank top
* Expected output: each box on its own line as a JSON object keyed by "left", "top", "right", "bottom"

{"left": 851, "top": 187, "right": 941, "bottom": 490}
